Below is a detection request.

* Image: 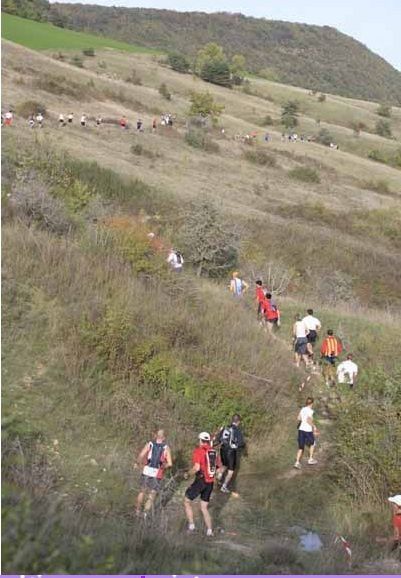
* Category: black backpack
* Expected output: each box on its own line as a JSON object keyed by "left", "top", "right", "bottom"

{"left": 175, "top": 251, "right": 183, "bottom": 264}
{"left": 147, "top": 441, "right": 167, "bottom": 468}
{"left": 220, "top": 425, "right": 240, "bottom": 450}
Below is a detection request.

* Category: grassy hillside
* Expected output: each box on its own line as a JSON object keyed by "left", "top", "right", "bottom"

{"left": 2, "top": 36, "right": 401, "bottom": 574}
{"left": 1, "top": 13, "right": 158, "bottom": 53}
{"left": 44, "top": 4, "right": 401, "bottom": 105}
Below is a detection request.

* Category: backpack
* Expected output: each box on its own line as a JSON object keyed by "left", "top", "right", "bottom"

{"left": 205, "top": 448, "right": 217, "bottom": 477}
{"left": 220, "top": 425, "right": 240, "bottom": 450}
{"left": 147, "top": 441, "right": 167, "bottom": 469}
{"left": 175, "top": 251, "right": 183, "bottom": 265}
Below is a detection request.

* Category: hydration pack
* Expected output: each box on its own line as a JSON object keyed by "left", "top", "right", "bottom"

{"left": 147, "top": 441, "right": 167, "bottom": 469}
{"left": 205, "top": 448, "right": 217, "bottom": 477}
{"left": 175, "top": 251, "right": 183, "bottom": 265}
{"left": 220, "top": 426, "right": 239, "bottom": 450}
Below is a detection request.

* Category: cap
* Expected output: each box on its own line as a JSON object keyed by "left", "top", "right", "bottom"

{"left": 388, "top": 495, "right": 401, "bottom": 506}
{"left": 198, "top": 432, "right": 211, "bottom": 442}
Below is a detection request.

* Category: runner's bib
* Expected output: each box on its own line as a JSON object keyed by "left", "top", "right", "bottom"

{"left": 143, "top": 465, "right": 158, "bottom": 478}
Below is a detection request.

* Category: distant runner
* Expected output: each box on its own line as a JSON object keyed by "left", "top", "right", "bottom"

{"left": 4, "top": 110, "right": 13, "bottom": 126}
{"left": 167, "top": 248, "right": 184, "bottom": 273}
{"left": 255, "top": 279, "right": 267, "bottom": 320}
{"left": 59, "top": 113, "right": 66, "bottom": 127}
{"left": 80, "top": 114, "right": 87, "bottom": 127}
{"left": 67, "top": 112, "right": 74, "bottom": 124}
{"left": 294, "top": 397, "right": 318, "bottom": 469}
{"left": 320, "top": 329, "right": 343, "bottom": 386}
{"left": 262, "top": 292, "right": 280, "bottom": 332}
{"left": 28, "top": 115, "right": 35, "bottom": 129}
{"left": 36, "top": 112, "right": 44, "bottom": 128}
{"left": 216, "top": 414, "right": 245, "bottom": 494}
{"left": 302, "top": 309, "right": 322, "bottom": 361}
{"left": 229, "top": 272, "right": 249, "bottom": 298}
{"left": 184, "top": 432, "right": 218, "bottom": 537}
{"left": 135, "top": 429, "right": 172, "bottom": 517}
{"left": 293, "top": 313, "right": 310, "bottom": 368}
{"left": 337, "top": 354, "right": 358, "bottom": 389}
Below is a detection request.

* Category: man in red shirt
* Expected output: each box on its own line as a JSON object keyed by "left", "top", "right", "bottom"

{"left": 255, "top": 280, "right": 266, "bottom": 320}
{"left": 262, "top": 292, "right": 280, "bottom": 333}
{"left": 320, "top": 329, "right": 343, "bottom": 386}
{"left": 184, "top": 432, "right": 218, "bottom": 537}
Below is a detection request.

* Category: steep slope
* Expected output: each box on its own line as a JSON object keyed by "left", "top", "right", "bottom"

{"left": 46, "top": 4, "right": 401, "bottom": 104}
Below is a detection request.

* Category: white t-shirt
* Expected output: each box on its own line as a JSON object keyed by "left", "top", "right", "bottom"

{"left": 167, "top": 251, "right": 183, "bottom": 270}
{"left": 337, "top": 360, "right": 358, "bottom": 384}
{"left": 302, "top": 315, "right": 321, "bottom": 332}
{"left": 294, "top": 320, "right": 308, "bottom": 339}
{"left": 299, "top": 406, "right": 314, "bottom": 432}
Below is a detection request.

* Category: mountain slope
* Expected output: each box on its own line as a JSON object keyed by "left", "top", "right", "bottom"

{"left": 47, "top": 4, "right": 401, "bottom": 104}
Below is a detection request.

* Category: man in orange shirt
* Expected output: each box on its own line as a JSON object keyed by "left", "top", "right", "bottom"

{"left": 320, "top": 329, "right": 343, "bottom": 386}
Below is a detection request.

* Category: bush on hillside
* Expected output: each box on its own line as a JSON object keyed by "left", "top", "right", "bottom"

{"left": 315, "top": 128, "right": 334, "bottom": 146}
{"left": 368, "top": 149, "right": 387, "bottom": 164}
{"left": 71, "top": 55, "right": 84, "bottom": 68}
{"left": 184, "top": 129, "right": 219, "bottom": 153}
{"left": 125, "top": 68, "right": 142, "bottom": 85}
{"left": 130, "top": 143, "right": 156, "bottom": 159}
{"left": 16, "top": 100, "right": 46, "bottom": 118}
{"left": 288, "top": 166, "right": 320, "bottom": 183}
{"left": 82, "top": 47, "right": 95, "bottom": 57}
{"left": 230, "top": 53, "right": 246, "bottom": 85}
{"left": 350, "top": 120, "right": 367, "bottom": 136}
{"left": 262, "top": 114, "right": 274, "bottom": 126}
{"left": 243, "top": 149, "right": 276, "bottom": 167}
{"left": 361, "top": 180, "right": 391, "bottom": 195}
{"left": 167, "top": 52, "right": 190, "bottom": 73}
{"left": 375, "top": 119, "right": 392, "bottom": 138}
{"left": 195, "top": 42, "right": 232, "bottom": 88}
{"left": 377, "top": 103, "right": 391, "bottom": 117}
{"left": 317, "top": 93, "right": 326, "bottom": 102}
{"left": 281, "top": 100, "right": 299, "bottom": 129}
{"left": 158, "top": 82, "right": 171, "bottom": 100}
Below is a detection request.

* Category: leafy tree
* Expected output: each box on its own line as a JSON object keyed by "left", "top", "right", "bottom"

{"left": 179, "top": 199, "right": 240, "bottom": 277}
{"left": 375, "top": 119, "right": 392, "bottom": 138}
{"left": 167, "top": 52, "right": 190, "bottom": 73}
{"left": 230, "top": 54, "right": 246, "bottom": 85}
{"left": 377, "top": 104, "right": 391, "bottom": 118}
{"left": 350, "top": 121, "right": 366, "bottom": 137}
{"left": 158, "top": 82, "right": 171, "bottom": 100}
{"left": 195, "top": 43, "right": 232, "bottom": 87}
{"left": 189, "top": 91, "right": 224, "bottom": 123}
{"left": 281, "top": 100, "right": 299, "bottom": 129}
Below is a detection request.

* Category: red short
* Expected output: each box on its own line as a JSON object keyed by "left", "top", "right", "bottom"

{"left": 393, "top": 515, "right": 401, "bottom": 530}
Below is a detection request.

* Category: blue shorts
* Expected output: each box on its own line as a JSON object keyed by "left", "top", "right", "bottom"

{"left": 298, "top": 430, "right": 315, "bottom": 450}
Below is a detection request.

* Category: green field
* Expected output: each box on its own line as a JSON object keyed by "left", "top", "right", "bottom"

{"left": 1, "top": 13, "right": 158, "bottom": 53}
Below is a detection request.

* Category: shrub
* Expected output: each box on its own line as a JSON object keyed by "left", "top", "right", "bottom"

{"left": 243, "top": 149, "right": 276, "bottom": 167}
{"left": 318, "top": 93, "right": 326, "bottom": 102}
{"left": 361, "top": 180, "right": 391, "bottom": 194}
{"left": 184, "top": 129, "right": 219, "bottom": 153}
{"left": 261, "top": 114, "right": 274, "bottom": 126}
{"left": 350, "top": 120, "right": 367, "bottom": 136}
{"left": 281, "top": 100, "right": 299, "bottom": 129}
{"left": 189, "top": 91, "right": 224, "bottom": 123}
{"left": 16, "top": 100, "right": 46, "bottom": 118}
{"left": 167, "top": 52, "right": 190, "bottom": 73}
{"left": 315, "top": 127, "right": 334, "bottom": 146}
{"left": 377, "top": 103, "right": 391, "bottom": 117}
{"left": 130, "top": 143, "right": 155, "bottom": 159}
{"left": 125, "top": 69, "right": 142, "bottom": 85}
{"left": 82, "top": 47, "right": 95, "bottom": 57}
{"left": 368, "top": 149, "right": 387, "bottom": 164}
{"left": 33, "top": 74, "right": 89, "bottom": 98}
{"left": 288, "top": 166, "right": 320, "bottom": 183}
{"left": 375, "top": 119, "right": 392, "bottom": 138}
{"left": 158, "top": 82, "right": 171, "bottom": 100}
{"left": 200, "top": 59, "right": 232, "bottom": 88}
{"left": 71, "top": 55, "right": 84, "bottom": 68}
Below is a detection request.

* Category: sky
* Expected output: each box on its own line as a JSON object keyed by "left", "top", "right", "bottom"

{"left": 56, "top": 0, "right": 401, "bottom": 70}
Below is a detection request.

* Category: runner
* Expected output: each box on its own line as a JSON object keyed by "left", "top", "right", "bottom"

{"left": 80, "top": 114, "right": 87, "bottom": 127}
{"left": 294, "top": 397, "right": 318, "bottom": 469}
{"left": 293, "top": 313, "right": 310, "bottom": 367}
{"left": 388, "top": 495, "right": 401, "bottom": 551}
{"left": 255, "top": 280, "right": 266, "bottom": 320}
{"left": 36, "top": 112, "right": 44, "bottom": 128}
{"left": 28, "top": 115, "right": 35, "bottom": 129}
{"left": 135, "top": 429, "right": 172, "bottom": 517}
{"left": 337, "top": 354, "right": 358, "bottom": 389}
{"left": 320, "top": 329, "right": 343, "bottom": 386}
{"left": 67, "top": 112, "right": 74, "bottom": 124}
{"left": 302, "top": 309, "right": 322, "bottom": 361}
{"left": 59, "top": 113, "right": 66, "bottom": 127}
{"left": 229, "top": 272, "right": 249, "bottom": 298}
{"left": 216, "top": 414, "right": 245, "bottom": 494}
{"left": 137, "top": 118, "right": 143, "bottom": 131}
{"left": 262, "top": 292, "right": 280, "bottom": 333}
{"left": 167, "top": 248, "right": 184, "bottom": 273}
{"left": 4, "top": 110, "right": 13, "bottom": 126}
{"left": 120, "top": 116, "right": 127, "bottom": 130}
{"left": 152, "top": 118, "right": 157, "bottom": 132}
{"left": 184, "top": 432, "right": 218, "bottom": 536}
{"left": 96, "top": 115, "right": 103, "bottom": 127}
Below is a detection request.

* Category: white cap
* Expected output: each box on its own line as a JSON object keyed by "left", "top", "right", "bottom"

{"left": 388, "top": 495, "right": 401, "bottom": 506}
{"left": 198, "top": 432, "right": 210, "bottom": 442}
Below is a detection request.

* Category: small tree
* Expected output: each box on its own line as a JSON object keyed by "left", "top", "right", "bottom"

{"left": 377, "top": 104, "right": 391, "bottom": 118}
{"left": 318, "top": 93, "right": 326, "bottom": 103}
{"left": 195, "top": 42, "right": 232, "bottom": 87}
{"left": 350, "top": 121, "right": 366, "bottom": 137}
{"left": 158, "top": 82, "right": 171, "bottom": 100}
{"left": 167, "top": 52, "right": 190, "bottom": 73}
{"left": 316, "top": 128, "right": 334, "bottom": 146}
{"left": 189, "top": 91, "right": 224, "bottom": 124}
{"left": 281, "top": 100, "right": 299, "bottom": 129}
{"left": 82, "top": 47, "right": 95, "bottom": 57}
{"left": 179, "top": 199, "right": 240, "bottom": 277}
{"left": 230, "top": 54, "right": 246, "bottom": 85}
{"left": 375, "top": 119, "right": 392, "bottom": 138}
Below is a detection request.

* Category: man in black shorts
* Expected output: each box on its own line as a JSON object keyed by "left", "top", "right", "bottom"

{"left": 216, "top": 414, "right": 245, "bottom": 494}
{"left": 184, "top": 432, "right": 218, "bottom": 536}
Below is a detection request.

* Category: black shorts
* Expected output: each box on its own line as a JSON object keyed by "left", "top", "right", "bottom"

{"left": 298, "top": 430, "right": 315, "bottom": 450}
{"left": 140, "top": 474, "right": 162, "bottom": 492}
{"left": 307, "top": 330, "right": 317, "bottom": 344}
{"left": 295, "top": 337, "right": 308, "bottom": 355}
{"left": 185, "top": 478, "right": 214, "bottom": 502}
{"left": 220, "top": 446, "right": 237, "bottom": 471}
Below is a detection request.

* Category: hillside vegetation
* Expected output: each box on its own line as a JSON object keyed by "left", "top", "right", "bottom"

{"left": 2, "top": 28, "right": 401, "bottom": 575}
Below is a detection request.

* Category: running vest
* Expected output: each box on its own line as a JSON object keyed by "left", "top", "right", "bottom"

{"left": 220, "top": 425, "right": 240, "bottom": 449}
{"left": 263, "top": 298, "right": 279, "bottom": 320}
{"left": 197, "top": 445, "right": 218, "bottom": 482}
{"left": 143, "top": 441, "right": 167, "bottom": 479}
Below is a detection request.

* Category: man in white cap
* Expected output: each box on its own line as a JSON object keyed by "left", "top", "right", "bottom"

{"left": 388, "top": 495, "right": 401, "bottom": 549}
{"left": 184, "top": 432, "right": 219, "bottom": 536}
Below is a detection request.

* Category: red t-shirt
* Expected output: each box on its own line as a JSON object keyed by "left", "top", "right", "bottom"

{"left": 255, "top": 286, "right": 265, "bottom": 303}
{"left": 262, "top": 298, "right": 279, "bottom": 320}
{"left": 192, "top": 444, "right": 216, "bottom": 483}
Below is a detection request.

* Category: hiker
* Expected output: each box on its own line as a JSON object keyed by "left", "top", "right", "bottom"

{"left": 302, "top": 309, "right": 322, "bottom": 360}
{"left": 4, "top": 110, "right": 13, "bottom": 126}
{"left": 36, "top": 112, "right": 44, "bottom": 128}
{"left": 59, "top": 113, "right": 66, "bottom": 127}
{"left": 135, "top": 429, "right": 172, "bottom": 517}
{"left": 216, "top": 414, "right": 245, "bottom": 494}
{"left": 294, "top": 397, "right": 318, "bottom": 469}
{"left": 67, "top": 112, "right": 74, "bottom": 124}
{"left": 184, "top": 432, "right": 218, "bottom": 536}
{"left": 229, "top": 272, "right": 249, "bottom": 298}
{"left": 167, "top": 248, "right": 184, "bottom": 273}
{"left": 28, "top": 115, "right": 35, "bottom": 129}
{"left": 262, "top": 292, "right": 280, "bottom": 332}
{"left": 80, "top": 114, "right": 87, "bottom": 127}
{"left": 120, "top": 116, "right": 127, "bottom": 130}
{"left": 136, "top": 119, "right": 143, "bottom": 131}
{"left": 96, "top": 115, "right": 103, "bottom": 127}
{"left": 337, "top": 354, "right": 358, "bottom": 388}
{"left": 255, "top": 279, "right": 267, "bottom": 320}
{"left": 388, "top": 495, "right": 401, "bottom": 550}
{"left": 152, "top": 118, "right": 157, "bottom": 132}
{"left": 293, "top": 313, "right": 310, "bottom": 368}
{"left": 320, "top": 329, "right": 343, "bottom": 386}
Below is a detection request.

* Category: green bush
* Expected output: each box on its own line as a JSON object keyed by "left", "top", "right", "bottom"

{"left": 82, "top": 47, "right": 95, "bottom": 57}
{"left": 377, "top": 103, "right": 391, "bottom": 117}
{"left": 15, "top": 100, "right": 46, "bottom": 118}
{"left": 361, "top": 180, "right": 391, "bottom": 194}
{"left": 318, "top": 93, "right": 326, "bottom": 102}
{"left": 130, "top": 143, "right": 155, "bottom": 159}
{"left": 184, "top": 129, "right": 219, "bottom": 153}
{"left": 261, "top": 114, "right": 274, "bottom": 126}
{"left": 158, "top": 82, "right": 171, "bottom": 100}
{"left": 243, "top": 149, "right": 276, "bottom": 167}
{"left": 167, "top": 52, "right": 190, "bottom": 73}
{"left": 71, "top": 55, "right": 84, "bottom": 68}
{"left": 368, "top": 149, "right": 387, "bottom": 164}
{"left": 315, "top": 127, "right": 334, "bottom": 146}
{"left": 375, "top": 118, "right": 392, "bottom": 138}
{"left": 125, "top": 69, "right": 142, "bottom": 85}
{"left": 288, "top": 166, "right": 320, "bottom": 183}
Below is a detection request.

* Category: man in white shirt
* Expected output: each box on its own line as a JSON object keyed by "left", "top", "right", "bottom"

{"left": 293, "top": 313, "right": 310, "bottom": 367}
{"left": 294, "top": 397, "right": 318, "bottom": 469}
{"left": 337, "top": 354, "right": 358, "bottom": 388}
{"left": 167, "top": 248, "right": 184, "bottom": 273}
{"left": 302, "top": 308, "right": 322, "bottom": 360}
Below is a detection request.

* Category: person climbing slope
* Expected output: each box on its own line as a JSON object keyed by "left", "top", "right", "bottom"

{"left": 293, "top": 313, "right": 310, "bottom": 368}
{"left": 184, "top": 432, "right": 219, "bottom": 537}
{"left": 255, "top": 280, "right": 267, "bottom": 320}
{"left": 135, "top": 429, "right": 172, "bottom": 517}
{"left": 262, "top": 292, "right": 281, "bottom": 332}
{"left": 167, "top": 248, "right": 184, "bottom": 273}
{"left": 216, "top": 414, "right": 245, "bottom": 494}
{"left": 302, "top": 308, "right": 321, "bottom": 361}
{"left": 320, "top": 329, "right": 343, "bottom": 386}
{"left": 294, "top": 397, "right": 318, "bottom": 469}
{"left": 337, "top": 354, "right": 358, "bottom": 389}
{"left": 229, "top": 272, "right": 249, "bottom": 298}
